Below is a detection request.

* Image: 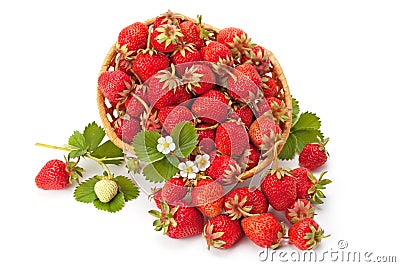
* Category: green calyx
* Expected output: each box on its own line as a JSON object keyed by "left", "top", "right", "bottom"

{"left": 155, "top": 24, "right": 183, "bottom": 48}
{"left": 270, "top": 222, "right": 286, "bottom": 250}
{"left": 307, "top": 171, "right": 332, "bottom": 204}
{"left": 304, "top": 223, "right": 330, "bottom": 250}
{"left": 225, "top": 194, "right": 254, "bottom": 220}
{"left": 287, "top": 200, "right": 315, "bottom": 224}
{"left": 222, "top": 162, "right": 242, "bottom": 184}
{"left": 149, "top": 202, "right": 179, "bottom": 234}
{"left": 203, "top": 223, "right": 226, "bottom": 250}
{"left": 181, "top": 65, "right": 204, "bottom": 93}
{"left": 155, "top": 64, "right": 182, "bottom": 92}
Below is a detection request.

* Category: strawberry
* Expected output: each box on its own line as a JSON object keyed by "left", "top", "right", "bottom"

{"left": 241, "top": 213, "right": 285, "bottom": 248}
{"left": 227, "top": 64, "right": 262, "bottom": 103}
{"left": 286, "top": 199, "right": 315, "bottom": 224}
{"left": 288, "top": 218, "right": 329, "bottom": 250}
{"left": 149, "top": 201, "right": 204, "bottom": 239}
{"left": 203, "top": 214, "right": 242, "bottom": 249}
{"left": 161, "top": 177, "right": 187, "bottom": 204}
{"left": 249, "top": 113, "right": 281, "bottom": 151}
{"left": 261, "top": 169, "right": 297, "bottom": 211}
{"left": 242, "top": 143, "right": 261, "bottom": 171}
{"left": 262, "top": 76, "right": 278, "bottom": 98}
{"left": 125, "top": 89, "right": 149, "bottom": 118}
{"left": 35, "top": 159, "right": 71, "bottom": 190}
{"left": 252, "top": 97, "right": 271, "bottom": 117}
{"left": 150, "top": 24, "right": 183, "bottom": 53}
{"left": 266, "top": 96, "right": 289, "bottom": 123}
{"left": 201, "top": 41, "right": 233, "bottom": 65}
{"left": 196, "top": 123, "right": 216, "bottom": 154}
{"left": 205, "top": 155, "right": 242, "bottom": 185}
{"left": 98, "top": 70, "right": 132, "bottom": 107}
{"left": 179, "top": 20, "right": 205, "bottom": 50}
{"left": 153, "top": 10, "right": 183, "bottom": 29}
{"left": 224, "top": 187, "right": 268, "bottom": 220}
{"left": 299, "top": 138, "right": 329, "bottom": 170}
{"left": 191, "top": 90, "right": 230, "bottom": 124}
{"left": 114, "top": 117, "right": 141, "bottom": 143}
{"left": 215, "top": 121, "right": 249, "bottom": 157}
{"left": 158, "top": 105, "right": 194, "bottom": 133}
{"left": 230, "top": 105, "right": 253, "bottom": 128}
{"left": 94, "top": 179, "right": 119, "bottom": 203}
{"left": 217, "top": 27, "right": 252, "bottom": 60}
{"left": 150, "top": 188, "right": 163, "bottom": 209}
{"left": 131, "top": 52, "right": 170, "bottom": 83}
{"left": 117, "top": 22, "right": 148, "bottom": 53}
{"left": 171, "top": 44, "right": 202, "bottom": 75}
{"left": 140, "top": 108, "right": 162, "bottom": 133}
{"left": 181, "top": 64, "right": 215, "bottom": 96}
{"left": 191, "top": 179, "right": 224, "bottom": 218}
{"left": 241, "top": 45, "right": 271, "bottom": 75}
{"left": 291, "top": 168, "right": 332, "bottom": 204}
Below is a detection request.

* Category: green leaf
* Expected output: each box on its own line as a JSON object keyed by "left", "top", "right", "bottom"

{"left": 278, "top": 133, "right": 298, "bottom": 160}
{"left": 293, "top": 129, "right": 324, "bottom": 153}
{"left": 133, "top": 131, "right": 164, "bottom": 163}
{"left": 114, "top": 176, "right": 140, "bottom": 201}
{"left": 291, "top": 97, "right": 300, "bottom": 125}
{"left": 83, "top": 122, "right": 105, "bottom": 152}
{"left": 292, "top": 112, "right": 321, "bottom": 131}
{"left": 69, "top": 130, "right": 87, "bottom": 150}
{"left": 93, "top": 192, "right": 125, "bottom": 213}
{"left": 142, "top": 156, "right": 179, "bottom": 183}
{"left": 74, "top": 176, "right": 100, "bottom": 203}
{"left": 91, "top": 140, "right": 123, "bottom": 165}
{"left": 170, "top": 122, "right": 198, "bottom": 158}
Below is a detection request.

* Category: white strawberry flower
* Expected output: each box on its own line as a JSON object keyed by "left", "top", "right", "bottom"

{"left": 195, "top": 154, "right": 211, "bottom": 171}
{"left": 178, "top": 161, "right": 199, "bottom": 179}
{"left": 156, "top": 136, "right": 176, "bottom": 155}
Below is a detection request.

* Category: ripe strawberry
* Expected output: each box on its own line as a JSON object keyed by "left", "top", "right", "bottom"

{"left": 114, "top": 117, "right": 141, "bottom": 143}
{"left": 215, "top": 121, "right": 249, "bottom": 156}
{"left": 227, "top": 64, "right": 262, "bottom": 103}
{"left": 131, "top": 52, "right": 170, "bottom": 83}
{"left": 149, "top": 201, "right": 204, "bottom": 239}
{"left": 253, "top": 97, "right": 271, "bottom": 117}
{"left": 179, "top": 20, "right": 205, "bottom": 50}
{"left": 35, "top": 159, "right": 71, "bottom": 190}
{"left": 241, "top": 45, "right": 271, "bottom": 75}
{"left": 286, "top": 199, "right": 315, "bottom": 224}
{"left": 249, "top": 113, "right": 282, "bottom": 151}
{"left": 98, "top": 70, "right": 131, "bottom": 107}
{"left": 299, "top": 138, "right": 329, "bottom": 170}
{"left": 224, "top": 187, "right": 268, "bottom": 220}
{"left": 203, "top": 214, "right": 242, "bottom": 249}
{"left": 140, "top": 108, "right": 162, "bottom": 133}
{"left": 205, "top": 155, "right": 242, "bottom": 185}
{"left": 230, "top": 105, "right": 253, "bottom": 128}
{"left": 241, "top": 213, "right": 285, "bottom": 248}
{"left": 261, "top": 169, "right": 297, "bottom": 211}
{"left": 217, "top": 27, "right": 252, "bottom": 60}
{"left": 153, "top": 10, "right": 183, "bottom": 29}
{"left": 202, "top": 41, "right": 233, "bottom": 65}
{"left": 191, "top": 90, "right": 230, "bottom": 124}
{"left": 242, "top": 143, "right": 261, "bottom": 171}
{"left": 171, "top": 44, "right": 202, "bottom": 75}
{"left": 117, "top": 22, "right": 148, "bottom": 53}
{"left": 191, "top": 179, "right": 224, "bottom": 218}
{"left": 158, "top": 105, "right": 194, "bottom": 133}
{"left": 161, "top": 177, "right": 187, "bottom": 204}
{"left": 288, "top": 218, "right": 329, "bottom": 250}
{"left": 181, "top": 64, "right": 215, "bottom": 95}
{"left": 266, "top": 96, "right": 289, "bottom": 123}
{"left": 125, "top": 89, "right": 148, "bottom": 118}
{"left": 151, "top": 24, "right": 183, "bottom": 53}
{"left": 196, "top": 123, "right": 216, "bottom": 153}
{"left": 262, "top": 76, "right": 278, "bottom": 97}
{"left": 94, "top": 179, "right": 119, "bottom": 203}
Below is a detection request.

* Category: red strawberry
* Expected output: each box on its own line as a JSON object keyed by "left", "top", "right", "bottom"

{"left": 205, "top": 155, "right": 242, "bottom": 185}
{"left": 161, "top": 178, "right": 187, "bottom": 204}
{"left": 117, "top": 22, "right": 148, "bottom": 53}
{"left": 98, "top": 70, "right": 131, "bottom": 107}
{"left": 224, "top": 187, "right": 268, "bottom": 220}
{"left": 266, "top": 96, "right": 289, "bottom": 123}
{"left": 153, "top": 10, "right": 183, "bottom": 29}
{"left": 202, "top": 41, "right": 233, "bottom": 65}
{"left": 131, "top": 52, "right": 170, "bottom": 83}
{"left": 171, "top": 45, "right": 202, "bottom": 75}
{"left": 241, "top": 213, "right": 285, "bottom": 248}
{"left": 197, "top": 123, "right": 216, "bottom": 154}
{"left": 262, "top": 76, "right": 278, "bottom": 97}
{"left": 191, "top": 90, "right": 230, "bottom": 124}
{"left": 179, "top": 20, "right": 205, "bottom": 50}
{"left": 230, "top": 105, "right": 253, "bottom": 128}
{"left": 140, "top": 108, "right": 162, "bottom": 133}
{"left": 243, "top": 143, "right": 261, "bottom": 171}
{"left": 150, "top": 188, "right": 163, "bottom": 209}
{"left": 217, "top": 27, "right": 252, "bottom": 60}
{"left": 203, "top": 214, "right": 242, "bottom": 249}
{"left": 150, "top": 24, "right": 183, "bottom": 53}
{"left": 249, "top": 113, "right": 281, "bottom": 151}
{"left": 241, "top": 45, "right": 271, "bottom": 75}
{"left": 149, "top": 201, "right": 204, "bottom": 239}
{"left": 299, "top": 138, "right": 329, "bottom": 170}
{"left": 125, "top": 89, "right": 148, "bottom": 118}
{"left": 286, "top": 199, "right": 315, "bottom": 224}
{"left": 215, "top": 121, "right": 249, "bottom": 157}
{"left": 191, "top": 179, "right": 224, "bottom": 218}
{"left": 261, "top": 169, "right": 297, "bottom": 211}
{"left": 253, "top": 98, "right": 271, "bottom": 117}
{"left": 181, "top": 64, "right": 215, "bottom": 95}
{"left": 114, "top": 117, "right": 141, "bottom": 143}
{"left": 158, "top": 105, "right": 194, "bottom": 133}
{"left": 227, "top": 64, "right": 262, "bottom": 102}
{"left": 35, "top": 159, "right": 71, "bottom": 190}
{"left": 288, "top": 218, "right": 329, "bottom": 250}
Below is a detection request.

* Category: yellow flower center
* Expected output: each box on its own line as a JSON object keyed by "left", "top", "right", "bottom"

{"left": 163, "top": 142, "right": 170, "bottom": 149}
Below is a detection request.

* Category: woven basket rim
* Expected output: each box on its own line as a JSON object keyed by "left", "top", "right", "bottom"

{"left": 97, "top": 14, "right": 292, "bottom": 181}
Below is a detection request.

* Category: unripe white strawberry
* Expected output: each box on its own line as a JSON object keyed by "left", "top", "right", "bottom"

{"left": 94, "top": 179, "right": 119, "bottom": 203}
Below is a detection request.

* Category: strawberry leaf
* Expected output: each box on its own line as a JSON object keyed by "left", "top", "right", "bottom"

{"left": 114, "top": 176, "right": 140, "bottom": 202}
{"left": 293, "top": 129, "right": 324, "bottom": 153}
{"left": 291, "top": 97, "right": 300, "bottom": 125}
{"left": 170, "top": 122, "right": 198, "bottom": 158}
{"left": 93, "top": 192, "right": 125, "bottom": 213}
{"left": 292, "top": 112, "right": 321, "bottom": 131}
{"left": 278, "top": 133, "right": 297, "bottom": 160}
{"left": 74, "top": 176, "right": 100, "bottom": 203}
{"left": 142, "top": 156, "right": 179, "bottom": 183}
{"left": 91, "top": 140, "right": 123, "bottom": 165}
{"left": 68, "top": 131, "right": 88, "bottom": 158}
{"left": 133, "top": 131, "right": 165, "bottom": 163}
{"left": 83, "top": 122, "right": 105, "bottom": 152}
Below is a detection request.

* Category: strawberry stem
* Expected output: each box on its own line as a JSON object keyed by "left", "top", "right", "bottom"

{"left": 272, "top": 140, "right": 284, "bottom": 169}
{"left": 35, "top": 143, "right": 71, "bottom": 152}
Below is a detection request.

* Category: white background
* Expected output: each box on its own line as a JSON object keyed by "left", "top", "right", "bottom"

{"left": 1, "top": 0, "right": 399, "bottom": 266}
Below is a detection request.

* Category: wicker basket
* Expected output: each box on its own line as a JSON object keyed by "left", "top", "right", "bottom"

{"left": 97, "top": 15, "right": 292, "bottom": 181}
